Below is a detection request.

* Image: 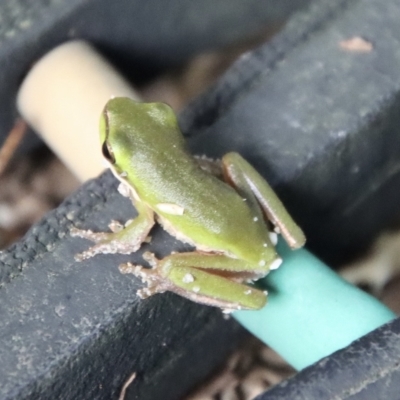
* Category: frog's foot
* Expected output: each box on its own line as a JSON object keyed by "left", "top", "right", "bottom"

{"left": 119, "top": 255, "right": 172, "bottom": 298}
{"left": 71, "top": 227, "right": 143, "bottom": 262}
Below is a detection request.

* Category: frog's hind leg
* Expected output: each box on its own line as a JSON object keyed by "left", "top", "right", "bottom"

{"left": 221, "top": 152, "right": 305, "bottom": 249}
{"left": 120, "top": 251, "right": 268, "bottom": 310}
{"left": 72, "top": 200, "right": 154, "bottom": 261}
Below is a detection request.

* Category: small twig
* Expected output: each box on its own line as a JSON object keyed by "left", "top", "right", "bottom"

{"left": 0, "top": 119, "right": 27, "bottom": 176}
{"left": 119, "top": 372, "right": 137, "bottom": 400}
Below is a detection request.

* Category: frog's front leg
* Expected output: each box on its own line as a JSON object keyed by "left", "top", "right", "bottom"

{"left": 72, "top": 200, "right": 154, "bottom": 261}
{"left": 222, "top": 152, "right": 306, "bottom": 249}
{"left": 120, "top": 251, "right": 268, "bottom": 310}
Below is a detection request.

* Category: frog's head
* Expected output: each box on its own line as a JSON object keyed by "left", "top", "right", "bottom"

{"left": 99, "top": 97, "right": 185, "bottom": 174}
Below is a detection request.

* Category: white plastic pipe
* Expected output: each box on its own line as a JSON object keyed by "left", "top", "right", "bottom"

{"left": 17, "top": 41, "right": 140, "bottom": 181}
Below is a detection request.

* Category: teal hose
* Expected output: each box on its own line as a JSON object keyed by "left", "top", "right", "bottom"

{"left": 234, "top": 242, "right": 396, "bottom": 370}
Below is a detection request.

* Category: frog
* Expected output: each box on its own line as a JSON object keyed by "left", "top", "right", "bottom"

{"left": 71, "top": 97, "right": 305, "bottom": 311}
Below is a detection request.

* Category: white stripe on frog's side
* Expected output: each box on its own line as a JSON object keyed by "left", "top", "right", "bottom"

{"left": 156, "top": 203, "right": 185, "bottom": 215}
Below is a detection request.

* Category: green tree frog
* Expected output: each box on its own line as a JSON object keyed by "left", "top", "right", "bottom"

{"left": 72, "top": 97, "right": 305, "bottom": 311}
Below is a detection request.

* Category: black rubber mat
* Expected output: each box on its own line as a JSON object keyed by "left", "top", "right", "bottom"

{"left": 1, "top": 0, "right": 400, "bottom": 398}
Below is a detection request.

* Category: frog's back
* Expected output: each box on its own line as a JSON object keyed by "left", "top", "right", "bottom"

{"left": 137, "top": 152, "right": 269, "bottom": 261}
{"left": 106, "top": 98, "right": 269, "bottom": 260}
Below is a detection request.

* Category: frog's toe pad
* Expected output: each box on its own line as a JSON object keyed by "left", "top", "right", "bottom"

{"left": 137, "top": 285, "right": 165, "bottom": 299}
{"left": 71, "top": 227, "right": 109, "bottom": 242}
{"left": 119, "top": 262, "right": 159, "bottom": 282}
{"left": 119, "top": 262, "right": 142, "bottom": 275}
{"left": 108, "top": 220, "right": 124, "bottom": 233}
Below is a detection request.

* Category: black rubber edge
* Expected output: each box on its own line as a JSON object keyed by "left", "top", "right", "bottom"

{"left": 1, "top": 0, "right": 400, "bottom": 398}
{"left": 256, "top": 318, "right": 400, "bottom": 400}
{"left": 0, "top": 0, "right": 310, "bottom": 151}
{"left": 0, "top": 172, "right": 248, "bottom": 400}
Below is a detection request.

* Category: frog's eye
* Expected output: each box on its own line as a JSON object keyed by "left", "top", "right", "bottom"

{"left": 102, "top": 142, "right": 116, "bottom": 164}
